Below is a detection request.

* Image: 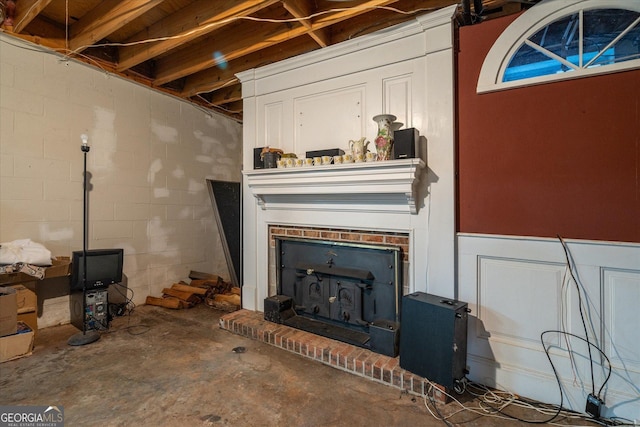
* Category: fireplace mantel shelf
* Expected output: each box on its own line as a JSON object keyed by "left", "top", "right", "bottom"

{"left": 243, "top": 158, "right": 425, "bottom": 214}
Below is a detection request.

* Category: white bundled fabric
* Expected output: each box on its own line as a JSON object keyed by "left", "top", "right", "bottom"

{"left": 0, "top": 239, "right": 52, "bottom": 266}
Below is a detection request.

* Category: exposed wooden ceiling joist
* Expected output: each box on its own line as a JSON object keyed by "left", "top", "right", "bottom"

{"left": 0, "top": 0, "right": 526, "bottom": 121}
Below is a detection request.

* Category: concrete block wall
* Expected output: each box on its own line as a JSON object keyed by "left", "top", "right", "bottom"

{"left": 0, "top": 34, "right": 243, "bottom": 328}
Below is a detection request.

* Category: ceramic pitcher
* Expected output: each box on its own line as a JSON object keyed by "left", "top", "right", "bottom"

{"left": 349, "top": 137, "right": 370, "bottom": 157}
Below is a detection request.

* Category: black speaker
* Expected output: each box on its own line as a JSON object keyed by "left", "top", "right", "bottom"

{"left": 254, "top": 147, "right": 265, "bottom": 169}
{"left": 264, "top": 295, "right": 296, "bottom": 324}
{"left": 369, "top": 319, "right": 400, "bottom": 357}
{"left": 393, "top": 128, "right": 418, "bottom": 159}
{"left": 399, "top": 292, "right": 468, "bottom": 390}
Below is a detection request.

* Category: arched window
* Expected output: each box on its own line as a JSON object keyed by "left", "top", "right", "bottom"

{"left": 477, "top": 0, "right": 640, "bottom": 93}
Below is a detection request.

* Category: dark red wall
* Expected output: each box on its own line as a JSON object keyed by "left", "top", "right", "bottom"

{"left": 457, "top": 14, "right": 640, "bottom": 243}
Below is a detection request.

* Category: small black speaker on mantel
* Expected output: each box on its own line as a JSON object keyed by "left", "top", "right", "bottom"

{"left": 254, "top": 147, "right": 265, "bottom": 169}
{"left": 393, "top": 128, "right": 418, "bottom": 159}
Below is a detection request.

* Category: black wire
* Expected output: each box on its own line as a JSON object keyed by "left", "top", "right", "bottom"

{"left": 111, "top": 281, "right": 136, "bottom": 315}
{"left": 541, "top": 330, "right": 612, "bottom": 412}
{"left": 478, "top": 236, "right": 612, "bottom": 424}
{"left": 100, "top": 283, "right": 151, "bottom": 336}
{"left": 425, "top": 387, "right": 455, "bottom": 427}
{"left": 557, "top": 235, "right": 598, "bottom": 396}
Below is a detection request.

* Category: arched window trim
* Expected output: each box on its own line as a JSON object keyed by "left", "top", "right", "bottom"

{"left": 477, "top": 0, "right": 640, "bottom": 94}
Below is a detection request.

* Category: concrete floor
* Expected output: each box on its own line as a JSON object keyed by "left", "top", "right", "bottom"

{"left": 1, "top": 305, "right": 591, "bottom": 426}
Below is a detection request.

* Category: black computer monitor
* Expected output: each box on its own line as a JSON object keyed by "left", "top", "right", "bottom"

{"left": 71, "top": 249, "right": 124, "bottom": 291}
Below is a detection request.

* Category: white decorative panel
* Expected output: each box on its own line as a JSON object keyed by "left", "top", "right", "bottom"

{"left": 478, "top": 256, "right": 564, "bottom": 347}
{"left": 383, "top": 75, "right": 412, "bottom": 128}
{"left": 603, "top": 268, "right": 640, "bottom": 371}
{"left": 264, "top": 102, "right": 283, "bottom": 148}
{"left": 294, "top": 86, "right": 365, "bottom": 152}
{"left": 460, "top": 234, "right": 640, "bottom": 420}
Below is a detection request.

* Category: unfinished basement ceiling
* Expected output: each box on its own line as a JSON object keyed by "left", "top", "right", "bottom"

{"left": 0, "top": 0, "right": 529, "bottom": 121}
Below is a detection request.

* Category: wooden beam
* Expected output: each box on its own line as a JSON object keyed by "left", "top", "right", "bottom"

{"left": 4, "top": 32, "right": 67, "bottom": 51}
{"left": 12, "top": 0, "right": 53, "bottom": 34}
{"left": 154, "top": 0, "right": 400, "bottom": 86}
{"left": 221, "top": 100, "right": 244, "bottom": 114}
{"left": 69, "top": 0, "right": 165, "bottom": 53}
{"left": 116, "top": 0, "right": 280, "bottom": 72}
{"left": 207, "top": 83, "right": 242, "bottom": 105}
{"left": 181, "top": 36, "right": 319, "bottom": 97}
{"left": 328, "top": 0, "right": 453, "bottom": 43}
{"left": 282, "top": 0, "right": 330, "bottom": 47}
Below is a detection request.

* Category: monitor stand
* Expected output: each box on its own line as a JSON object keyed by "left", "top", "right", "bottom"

{"left": 67, "top": 330, "right": 100, "bottom": 346}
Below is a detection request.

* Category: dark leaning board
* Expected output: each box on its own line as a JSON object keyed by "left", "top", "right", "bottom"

{"left": 207, "top": 180, "right": 241, "bottom": 288}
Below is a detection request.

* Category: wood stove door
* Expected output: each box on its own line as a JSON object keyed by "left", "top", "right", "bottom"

{"left": 296, "top": 274, "right": 366, "bottom": 329}
{"left": 298, "top": 273, "right": 330, "bottom": 319}
{"left": 330, "top": 279, "right": 365, "bottom": 327}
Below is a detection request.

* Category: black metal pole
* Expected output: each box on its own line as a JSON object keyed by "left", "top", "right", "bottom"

{"left": 81, "top": 143, "right": 89, "bottom": 335}
{"left": 68, "top": 136, "right": 99, "bottom": 345}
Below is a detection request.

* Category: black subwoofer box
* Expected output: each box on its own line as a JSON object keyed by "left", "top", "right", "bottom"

{"left": 399, "top": 292, "right": 468, "bottom": 389}
{"left": 393, "top": 128, "right": 418, "bottom": 159}
{"left": 369, "top": 319, "right": 400, "bottom": 357}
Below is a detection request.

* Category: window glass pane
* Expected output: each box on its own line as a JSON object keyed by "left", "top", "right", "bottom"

{"left": 502, "top": 7, "right": 640, "bottom": 83}
{"left": 584, "top": 9, "right": 640, "bottom": 67}
{"left": 504, "top": 43, "right": 573, "bottom": 81}
{"left": 529, "top": 13, "right": 581, "bottom": 67}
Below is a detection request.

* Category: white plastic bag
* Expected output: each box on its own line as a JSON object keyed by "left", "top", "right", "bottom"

{"left": 0, "top": 239, "right": 52, "bottom": 266}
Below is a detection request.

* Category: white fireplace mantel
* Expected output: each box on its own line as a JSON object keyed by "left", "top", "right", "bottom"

{"left": 243, "top": 159, "right": 426, "bottom": 214}
{"left": 241, "top": 4, "right": 458, "bottom": 313}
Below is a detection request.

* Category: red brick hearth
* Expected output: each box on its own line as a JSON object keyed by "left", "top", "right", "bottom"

{"left": 219, "top": 309, "right": 448, "bottom": 404}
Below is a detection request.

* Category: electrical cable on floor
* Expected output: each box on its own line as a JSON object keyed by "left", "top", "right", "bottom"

{"left": 423, "top": 383, "right": 455, "bottom": 427}
{"left": 100, "top": 283, "right": 150, "bottom": 336}
{"left": 421, "top": 377, "right": 630, "bottom": 426}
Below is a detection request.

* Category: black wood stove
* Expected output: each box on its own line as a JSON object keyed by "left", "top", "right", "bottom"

{"left": 264, "top": 237, "right": 402, "bottom": 356}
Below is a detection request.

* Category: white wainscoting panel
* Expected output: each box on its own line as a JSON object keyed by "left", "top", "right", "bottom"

{"left": 478, "top": 256, "right": 564, "bottom": 347}
{"left": 602, "top": 268, "right": 640, "bottom": 403}
{"left": 458, "top": 233, "right": 640, "bottom": 422}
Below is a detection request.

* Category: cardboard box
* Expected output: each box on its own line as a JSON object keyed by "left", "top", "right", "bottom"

{"left": 17, "top": 311, "right": 37, "bottom": 336}
{"left": 0, "top": 322, "right": 34, "bottom": 363}
{"left": 0, "top": 286, "right": 17, "bottom": 337}
{"left": 45, "top": 256, "right": 71, "bottom": 278}
{"left": 10, "top": 284, "right": 37, "bottom": 313}
{"left": 0, "top": 256, "right": 71, "bottom": 284}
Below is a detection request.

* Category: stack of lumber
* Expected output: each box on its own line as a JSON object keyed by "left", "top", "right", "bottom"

{"left": 145, "top": 271, "right": 241, "bottom": 312}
